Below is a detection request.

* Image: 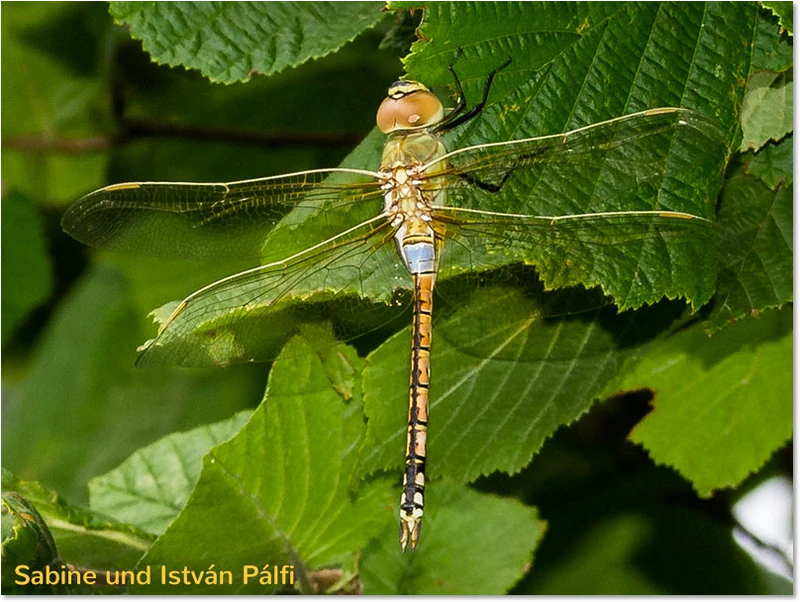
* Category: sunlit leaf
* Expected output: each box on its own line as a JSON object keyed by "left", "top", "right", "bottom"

{"left": 739, "top": 71, "right": 793, "bottom": 151}
{"left": 761, "top": 1, "right": 793, "bottom": 36}
{"left": 89, "top": 411, "right": 252, "bottom": 535}
{"left": 622, "top": 308, "right": 792, "bottom": 496}
{"left": 131, "top": 336, "right": 395, "bottom": 594}
{"left": 360, "top": 481, "right": 544, "bottom": 594}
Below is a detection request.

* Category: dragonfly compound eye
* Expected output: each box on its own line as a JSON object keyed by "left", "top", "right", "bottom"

{"left": 377, "top": 85, "right": 445, "bottom": 134}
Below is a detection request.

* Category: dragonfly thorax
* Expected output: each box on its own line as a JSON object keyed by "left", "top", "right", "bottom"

{"left": 380, "top": 165, "right": 433, "bottom": 226}
{"left": 379, "top": 164, "right": 440, "bottom": 275}
{"left": 379, "top": 127, "right": 448, "bottom": 276}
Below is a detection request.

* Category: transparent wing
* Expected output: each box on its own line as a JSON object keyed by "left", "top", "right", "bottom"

{"left": 435, "top": 205, "right": 713, "bottom": 302}
{"left": 137, "top": 214, "right": 413, "bottom": 367}
{"left": 431, "top": 209, "right": 711, "bottom": 364}
{"left": 62, "top": 167, "right": 383, "bottom": 261}
{"left": 427, "top": 108, "right": 726, "bottom": 218}
{"left": 426, "top": 108, "right": 727, "bottom": 310}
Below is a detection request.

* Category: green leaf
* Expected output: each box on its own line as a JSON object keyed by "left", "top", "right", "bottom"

{"left": 131, "top": 336, "right": 395, "bottom": 594}
{"left": 109, "top": 2, "right": 386, "bottom": 83}
{"left": 706, "top": 172, "right": 792, "bottom": 330}
{"left": 523, "top": 507, "right": 773, "bottom": 594}
{"left": 1, "top": 3, "right": 111, "bottom": 204}
{"left": 1, "top": 490, "right": 68, "bottom": 594}
{"left": 620, "top": 308, "right": 792, "bottom": 497}
{"left": 88, "top": 411, "right": 252, "bottom": 536}
{"left": 1, "top": 190, "right": 54, "bottom": 346}
{"left": 739, "top": 71, "right": 793, "bottom": 151}
{"left": 400, "top": 3, "right": 751, "bottom": 135}
{"left": 761, "top": 1, "right": 793, "bottom": 35}
{"left": 752, "top": 9, "right": 793, "bottom": 72}
{"left": 361, "top": 278, "right": 683, "bottom": 482}
{"left": 360, "top": 481, "right": 544, "bottom": 594}
{"left": 2, "top": 470, "right": 152, "bottom": 577}
{"left": 744, "top": 136, "right": 793, "bottom": 189}
{"left": 392, "top": 2, "right": 753, "bottom": 310}
{"left": 1, "top": 264, "right": 260, "bottom": 502}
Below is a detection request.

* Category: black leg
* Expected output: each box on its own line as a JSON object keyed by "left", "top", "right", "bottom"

{"left": 454, "top": 168, "right": 513, "bottom": 193}
{"left": 436, "top": 51, "right": 512, "bottom": 134}
{"left": 454, "top": 144, "right": 551, "bottom": 193}
{"left": 441, "top": 48, "right": 468, "bottom": 123}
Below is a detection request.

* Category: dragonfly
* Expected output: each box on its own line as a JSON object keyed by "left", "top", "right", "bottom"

{"left": 62, "top": 54, "right": 725, "bottom": 551}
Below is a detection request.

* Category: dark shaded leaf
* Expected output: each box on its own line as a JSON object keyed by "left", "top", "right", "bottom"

{"left": 1, "top": 191, "right": 54, "bottom": 345}
{"left": 744, "top": 136, "right": 793, "bottom": 189}
{"left": 752, "top": 9, "right": 793, "bottom": 72}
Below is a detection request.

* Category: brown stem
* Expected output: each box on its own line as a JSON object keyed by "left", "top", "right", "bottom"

{"left": 2, "top": 121, "right": 364, "bottom": 155}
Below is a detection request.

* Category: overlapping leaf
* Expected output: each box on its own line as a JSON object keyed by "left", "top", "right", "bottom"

{"left": 620, "top": 308, "right": 792, "bottom": 496}
{"left": 361, "top": 277, "right": 684, "bottom": 481}
{"left": 109, "top": 2, "right": 385, "bottom": 83}
{"left": 89, "top": 412, "right": 252, "bottom": 535}
{"left": 707, "top": 170, "right": 792, "bottom": 330}
{"left": 131, "top": 336, "right": 395, "bottom": 594}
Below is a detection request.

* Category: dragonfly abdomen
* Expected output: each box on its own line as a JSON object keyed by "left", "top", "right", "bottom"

{"left": 399, "top": 238, "right": 435, "bottom": 551}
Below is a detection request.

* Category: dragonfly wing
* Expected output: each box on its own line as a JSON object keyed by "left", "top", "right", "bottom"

{"left": 137, "top": 214, "right": 409, "bottom": 367}
{"left": 427, "top": 108, "right": 727, "bottom": 310}
{"left": 430, "top": 108, "right": 726, "bottom": 218}
{"left": 431, "top": 208, "right": 708, "bottom": 363}
{"left": 434, "top": 206, "right": 716, "bottom": 311}
{"left": 62, "top": 168, "right": 382, "bottom": 262}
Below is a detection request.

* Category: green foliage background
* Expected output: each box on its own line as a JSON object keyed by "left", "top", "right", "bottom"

{"left": 1, "top": 1, "right": 792, "bottom": 595}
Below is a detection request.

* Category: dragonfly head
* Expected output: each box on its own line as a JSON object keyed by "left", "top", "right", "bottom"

{"left": 377, "top": 80, "right": 444, "bottom": 134}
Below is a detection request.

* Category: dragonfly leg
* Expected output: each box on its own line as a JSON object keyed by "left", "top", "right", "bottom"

{"left": 454, "top": 164, "right": 517, "bottom": 193}
{"left": 435, "top": 50, "right": 512, "bottom": 134}
{"left": 453, "top": 140, "right": 553, "bottom": 192}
